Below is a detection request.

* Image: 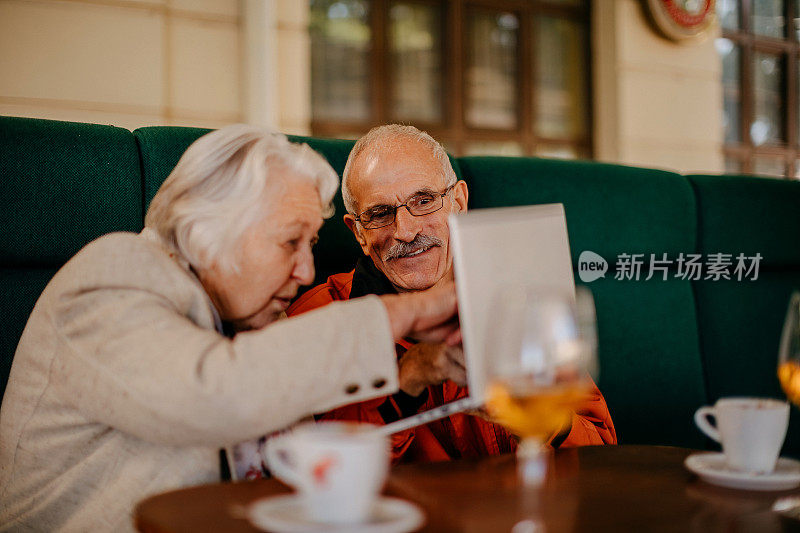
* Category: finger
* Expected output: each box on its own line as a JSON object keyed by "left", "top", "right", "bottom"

{"left": 449, "top": 364, "right": 467, "bottom": 387}
{"left": 409, "top": 285, "right": 458, "bottom": 332}
{"left": 449, "top": 357, "right": 466, "bottom": 371}
{"left": 444, "top": 328, "right": 462, "bottom": 346}
{"left": 408, "top": 319, "right": 459, "bottom": 343}
{"left": 446, "top": 346, "right": 465, "bottom": 368}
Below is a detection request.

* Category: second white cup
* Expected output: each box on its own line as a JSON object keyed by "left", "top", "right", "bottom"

{"left": 694, "top": 397, "right": 789, "bottom": 474}
{"left": 264, "top": 421, "right": 389, "bottom": 524}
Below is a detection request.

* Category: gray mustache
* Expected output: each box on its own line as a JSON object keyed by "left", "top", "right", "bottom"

{"left": 384, "top": 234, "right": 443, "bottom": 261}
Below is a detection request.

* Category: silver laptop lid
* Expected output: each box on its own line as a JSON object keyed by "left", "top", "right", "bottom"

{"left": 450, "top": 203, "right": 575, "bottom": 404}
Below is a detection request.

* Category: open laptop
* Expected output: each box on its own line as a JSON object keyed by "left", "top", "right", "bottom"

{"left": 378, "top": 203, "right": 576, "bottom": 435}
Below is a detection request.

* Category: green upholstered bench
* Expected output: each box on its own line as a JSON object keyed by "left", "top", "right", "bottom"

{"left": 688, "top": 174, "right": 800, "bottom": 454}
{"left": 2, "top": 116, "right": 799, "bottom": 456}
{"left": 0, "top": 117, "right": 143, "bottom": 404}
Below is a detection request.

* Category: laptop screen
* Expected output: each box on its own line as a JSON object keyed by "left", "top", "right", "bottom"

{"left": 378, "top": 203, "right": 575, "bottom": 435}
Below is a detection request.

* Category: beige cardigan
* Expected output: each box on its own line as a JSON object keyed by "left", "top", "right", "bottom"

{"left": 0, "top": 232, "right": 398, "bottom": 532}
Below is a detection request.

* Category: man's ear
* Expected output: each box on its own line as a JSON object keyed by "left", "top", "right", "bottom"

{"left": 344, "top": 214, "right": 370, "bottom": 255}
{"left": 452, "top": 180, "right": 469, "bottom": 213}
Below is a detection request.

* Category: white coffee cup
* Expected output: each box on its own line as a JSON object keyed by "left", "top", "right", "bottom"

{"left": 264, "top": 421, "right": 389, "bottom": 524}
{"left": 694, "top": 397, "right": 789, "bottom": 473}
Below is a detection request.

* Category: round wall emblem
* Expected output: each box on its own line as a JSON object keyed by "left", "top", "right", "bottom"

{"left": 644, "top": 0, "right": 716, "bottom": 42}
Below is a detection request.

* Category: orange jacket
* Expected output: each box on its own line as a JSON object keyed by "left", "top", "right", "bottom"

{"left": 287, "top": 270, "right": 617, "bottom": 464}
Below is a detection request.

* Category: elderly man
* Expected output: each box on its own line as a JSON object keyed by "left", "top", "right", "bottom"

{"left": 0, "top": 125, "right": 460, "bottom": 531}
{"left": 288, "top": 125, "right": 616, "bottom": 463}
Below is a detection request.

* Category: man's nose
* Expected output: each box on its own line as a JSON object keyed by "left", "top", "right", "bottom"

{"left": 392, "top": 205, "right": 421, "bottom": 242}
{"left": 293, "top": 246, "right": 315, "bottom": 285}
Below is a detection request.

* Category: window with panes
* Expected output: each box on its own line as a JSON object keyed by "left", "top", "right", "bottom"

{"left": 718, "top": 0, "right": 800, "bottom": 177}
{"left": 310, "top": 0, "right": 591, "bottom": 158}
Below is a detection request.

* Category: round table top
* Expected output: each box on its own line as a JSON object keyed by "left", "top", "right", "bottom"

{"left": 134, "top": 445, "right": 798, "bottom": 532}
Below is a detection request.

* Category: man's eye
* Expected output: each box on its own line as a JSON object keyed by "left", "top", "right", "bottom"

{"left": 284, "top": 238, "right": 300, "bottom": 249}
{"left": 411, "top": 195, "right": 435, "bottom": 207}
{"left": 366, "top": 207, "right": 393, "bottom": 220}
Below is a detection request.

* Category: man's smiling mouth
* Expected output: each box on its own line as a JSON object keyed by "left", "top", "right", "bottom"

{"left": 404, "top": 246, "right": 431, "bottom": 258}
{"left": 383, "top": 234, "right": 444, "bottom": 261}
{"left": 392, "top": 244, "right": 438, "bottom": 260}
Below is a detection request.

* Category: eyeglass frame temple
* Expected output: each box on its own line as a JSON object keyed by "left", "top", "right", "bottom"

{"left": 354, "top": 183, "right": 457, "bottom": 229}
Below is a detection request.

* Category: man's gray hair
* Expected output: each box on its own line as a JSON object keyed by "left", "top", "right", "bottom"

{"left": 341, "top": 124, "right": 458, "bottom": 214}
{"left": 145, "top": 124, "right": 338, "bottom": 273}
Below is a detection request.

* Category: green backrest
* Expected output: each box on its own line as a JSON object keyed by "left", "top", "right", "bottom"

{"left": 457, "top": 156, "right": 707, "bottom": 448}
{"left": 0, "top": 116, "right": 143, "bottom": 399}
{"left": 688, "top": 174, "right": 800, "bottom": 456}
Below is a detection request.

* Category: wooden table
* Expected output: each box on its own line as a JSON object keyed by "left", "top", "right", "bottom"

{"left": 135, "top": 445, "right": 799, "bottom": 532}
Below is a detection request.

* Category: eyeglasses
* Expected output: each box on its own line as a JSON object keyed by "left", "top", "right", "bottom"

{"left": 354, "top": 184, "right": 456, "bottom": 229}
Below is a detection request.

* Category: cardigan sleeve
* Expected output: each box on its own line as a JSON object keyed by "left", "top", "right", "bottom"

{"left": 49, "top": 279, "right": 398, "bottom": 447}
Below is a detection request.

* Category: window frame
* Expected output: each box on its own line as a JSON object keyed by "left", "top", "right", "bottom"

{"left": 309, "top": 0, "right": 592, "bottom": 158}
{"left": 721, "top": 0, "right": 800, "bottom": 177}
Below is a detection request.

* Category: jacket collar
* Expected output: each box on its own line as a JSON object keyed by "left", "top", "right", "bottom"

{"left": 139, "top": 227, "right": 225, "bottom": 335}
{"left": 350, "top": 256, "right": 397, "bottom": 299}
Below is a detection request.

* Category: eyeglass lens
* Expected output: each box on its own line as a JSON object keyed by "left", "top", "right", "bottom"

{"left": 361, "top": 193, "right": 443, "bottom": 228}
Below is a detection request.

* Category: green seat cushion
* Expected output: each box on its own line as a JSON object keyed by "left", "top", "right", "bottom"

{"left": 688, "top": 174, "right": 800, "bottom": 267}
{"left": 0, "top": 116, "right": 142, "bottom": 265}
{"left": 584, "top": 278, "right": 707, "bottom": 448}
{"left": 457, "top": 157, "right": 696, "bottom": 266}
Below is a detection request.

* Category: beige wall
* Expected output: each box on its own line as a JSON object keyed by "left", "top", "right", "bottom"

{"left": 1, "top": 0, "right": 724, "bottom": 172}
{"left": 593, "top": 0, "right": 724, "bottom": 174}
{"left": 0, "top": 0, "right": 244, "bottom": 130}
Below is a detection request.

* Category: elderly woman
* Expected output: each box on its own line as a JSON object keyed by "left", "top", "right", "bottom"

{"left": 0, "top": 126, "right": 459, "bottom": 531}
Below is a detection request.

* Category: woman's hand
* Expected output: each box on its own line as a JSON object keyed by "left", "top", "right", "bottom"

{"left": 380, "top": 282, "right": 460, "bottom": 345}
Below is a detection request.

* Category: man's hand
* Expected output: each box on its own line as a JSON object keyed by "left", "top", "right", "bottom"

{"left": 380, "top": 283, "right": 460, "bottom": 345}
{"left": 397, "top": 343, "right": 467, "bottom": 397}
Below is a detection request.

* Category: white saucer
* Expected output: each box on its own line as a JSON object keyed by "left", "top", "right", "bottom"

{"left": 246, "top": 495, "right": 425, "bottom": 533}
{"left": 685, "top": 452, "right": 800, "bottom": 491}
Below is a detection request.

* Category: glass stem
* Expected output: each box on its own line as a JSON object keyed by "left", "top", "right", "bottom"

{"left": 517, "top": 438, "right": 549, "bottom": 487}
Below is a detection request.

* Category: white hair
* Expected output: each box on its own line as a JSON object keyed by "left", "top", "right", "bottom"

{"left": 145, "top": 124, "right": 339, "bottom": 273}
{"left": 341, "top": 124, "right": 458, "bottom": 214}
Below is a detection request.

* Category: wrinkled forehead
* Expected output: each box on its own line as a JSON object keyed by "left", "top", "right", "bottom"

{"left": 350, "top": 139, "right": 448, "bottom": 208}
{"left": 262, "top": 170, "right": 324, "bottom": 224}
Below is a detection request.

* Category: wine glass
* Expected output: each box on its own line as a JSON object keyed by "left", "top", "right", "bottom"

{"left": 778, "top": 292, "right": 800, "bottom": 405}
{"left": 483, "top": 285, "right": 599, "bottom": 486}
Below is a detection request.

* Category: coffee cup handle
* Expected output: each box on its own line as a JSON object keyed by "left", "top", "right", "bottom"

{"left": 264, "top": 434, "right": 303, "bottom": 489}
{"left": 694, "top": 406, "right": 721, "bottom": 443}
